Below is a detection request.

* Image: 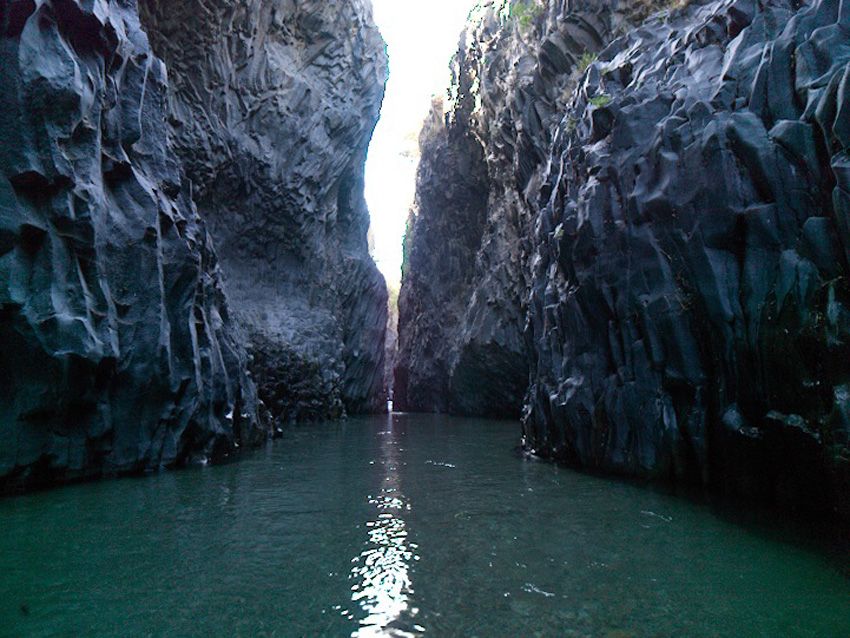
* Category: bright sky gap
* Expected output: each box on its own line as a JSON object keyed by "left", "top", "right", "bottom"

{"left": 365, "top": 0, "right": 479, "bottom": 286}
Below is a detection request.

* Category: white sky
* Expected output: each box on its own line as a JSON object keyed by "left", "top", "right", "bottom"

{"left": 365, "top": 0, "right": 480, "bottom": 285}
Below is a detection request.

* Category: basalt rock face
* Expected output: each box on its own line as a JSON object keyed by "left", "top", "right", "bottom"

{"left": 398, "top": 0, "right": 850, "bottom": 516}
{"left": 0, "top": 0, "right": 388, "bottom": 490}
{"left": 138, "top": 0, "right": 389, "bottom": 421}
{"left": 396, "top": 1, "right": 628, "bottom": 418}
{"left": 0, "top": 0, "right": 265, "bottom": 489}
{"left": 395, "top": 100, "right": 528, "bottom": 417}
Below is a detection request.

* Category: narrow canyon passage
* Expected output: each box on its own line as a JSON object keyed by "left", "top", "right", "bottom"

{"left": 1, "top": 415, "right": 849, "bottom": 637}
{"left": 2, "top": 0, "right": 850, "bottom": 635}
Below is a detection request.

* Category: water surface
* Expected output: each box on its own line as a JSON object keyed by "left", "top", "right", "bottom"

{"left": 1, "top": 414, "right": 849, "bottom": 637}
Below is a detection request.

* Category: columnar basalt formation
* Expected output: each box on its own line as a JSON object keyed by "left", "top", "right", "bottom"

{"left": 396, "top": 0, "right": 850, "bottom": 516}
{"left": 395, "top": 99, "right": 527, "bottom": 417}
{"left": 138, "top": 0, "right": 389, "bottom": 421}
{"left": 0, "top": 0, "right": 265, "bottom": 488}
{"left": 0, "top": 0, "right": 388, "bottom": 490}
{"left": 396, "top": 1, "right": 628, "bottom": 418}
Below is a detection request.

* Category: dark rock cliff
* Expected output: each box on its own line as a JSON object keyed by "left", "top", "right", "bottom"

{"left": 0, "top": 0, "right": 264, "bottom": 488}
{"left": 396, "top": 1, "right": 630, "bottom": 418}
{"left": 138, "top": 0, "right": 389, "bottom": 421}
{"left": 0, "top": 0, "right": 387, "bottom": 489}
{"left": 396, "top": 0, "right": 850, "bottom": 517}
{"left": 395, "top": 99, "right": 528, "bottom": 417}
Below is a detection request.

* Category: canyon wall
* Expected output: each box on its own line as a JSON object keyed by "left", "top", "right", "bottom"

{"left": 396, "top": 0, "right": 850, "bottom": 516}
{"left": 0, "top": 0, "right": 387, "bottom": 489}
{"left": 138, "top": 0, "right": 389, "bottom": 422}
{"left": 395, "top": 99, "right": 528, "bottom": 417}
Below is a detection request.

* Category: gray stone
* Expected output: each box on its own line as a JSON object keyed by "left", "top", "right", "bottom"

{"left": 0, "top": 0, "right": 266, "bottom": 488}
{"left": 138, "top": 0, "right": 389, "bottom": 419}
{"left": 0, "top": 0, "right": 388, "bottom": 490}
{"left": 397, "top": 0, "right": 850, "bottom": 517}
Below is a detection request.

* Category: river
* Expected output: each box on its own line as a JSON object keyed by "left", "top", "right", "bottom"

{"left": 1, "top": 413, "right": 849, "bottom": 637}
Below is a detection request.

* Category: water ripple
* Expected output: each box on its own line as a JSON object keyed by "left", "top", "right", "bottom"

{"left": 349, "top": 419, "right": 419, "bottom": 636}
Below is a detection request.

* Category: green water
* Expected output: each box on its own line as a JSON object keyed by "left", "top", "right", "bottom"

{"left": 0, "top": 414, "right": 849, "bottom": 637}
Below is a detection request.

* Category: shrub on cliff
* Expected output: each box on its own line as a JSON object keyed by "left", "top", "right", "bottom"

{"left": 510, "top": 0, "right": 543, "bottom": 29}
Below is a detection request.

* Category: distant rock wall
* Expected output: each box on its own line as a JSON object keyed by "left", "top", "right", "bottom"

{"left": 138, "top": 0, "right": 389, "bottom": 421}
{"left": 395, "top": 99, "right": 528, "bottom": 417}
{"left": 396, "top": 1, "right": 622, "bottom": 418}
{"left": 397, "top": 0, "right": 850, "bottom": 517}
{"left": 0, "top": 0, "right": 388, "bottom": 490}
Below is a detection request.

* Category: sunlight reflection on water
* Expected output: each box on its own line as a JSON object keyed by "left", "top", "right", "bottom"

{"left": 350, "top": 414, "right": 420, "bottom": 637}
{"left": 1, "top": 415, "right": 849, "bottom": 636}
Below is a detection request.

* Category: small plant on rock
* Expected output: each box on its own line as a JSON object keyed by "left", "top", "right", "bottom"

{"left": 511, "top": 0, "right": 544, "bottom": 30}
{"left": 589, "top": 93, "right": 612, "bottom": 107}
{"left": 577, "top": 51, "right": 597, "bottom": 73}
{"left": 553, "top": 224, "right": 565, "bottom": 240}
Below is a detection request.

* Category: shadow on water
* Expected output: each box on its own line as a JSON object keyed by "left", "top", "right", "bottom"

{"left": 0, "top": 412, "right": 849, "bottom": 637}
{"left": 517, "top": 445, "right": 850, "bottom": 573}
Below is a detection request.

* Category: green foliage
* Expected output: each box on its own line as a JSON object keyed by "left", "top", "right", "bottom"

{"left": 577, "top": 51, "right": 597, "bottom": 73}
{"left": 589, "top": 93, "right": 612, "bottom": 107}
{"left": 511, "top": 0, "right": 543, "bottom": 30}
{"left": 565, "top": 117, "right": 577, "bottom": 133}
{"left": 667, "top": 0, "right": 691, "bottom": 11}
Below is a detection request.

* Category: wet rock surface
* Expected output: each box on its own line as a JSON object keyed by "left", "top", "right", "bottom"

{"left": 0, "top": 0, "right": 265, "bottom": 489}
{"left": 0, "top": 0, "right": 388, "bottom": 489}
{"left": 397, "top": 0, "right": 850, "bottom": 516}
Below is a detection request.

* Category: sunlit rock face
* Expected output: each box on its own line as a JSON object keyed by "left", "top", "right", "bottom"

{"left": 397, "top": 0, "right": 850, "bottom": 516}
{"left": 138, "top": 0, "right": 389, "bottom": 421}
{"left": 0, "top": 0, "right": 266, "bottom": 489}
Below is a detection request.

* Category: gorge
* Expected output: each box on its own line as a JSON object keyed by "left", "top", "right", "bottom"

{"left": 1, "top": 0, "right": 850, "bottom": 634}
{"left": 1, "top": 0, "right": 388, "bottom": 489}
{"left": 396, "top": 0, "right": 850, "bottom": 520}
